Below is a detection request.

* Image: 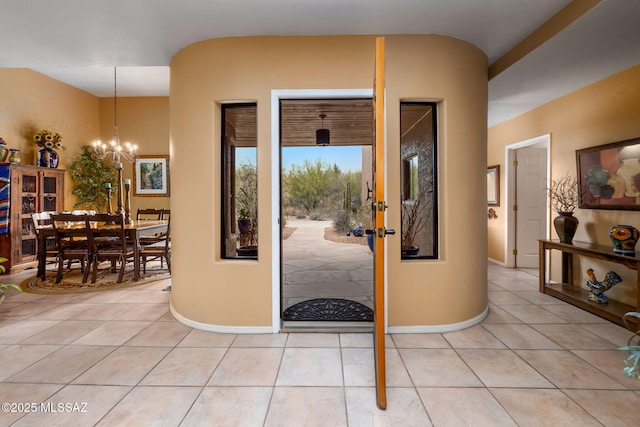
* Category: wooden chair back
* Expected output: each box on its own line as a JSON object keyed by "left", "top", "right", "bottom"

{"left": 32, "top": 211, "right": 58, "bottom": 257}
{"left": 136, "top": 208, "right": 163, "bottom": 221}
{"left": 140, "top": 216, "right": 171, "bottom": 274}
{"left": 87, "top": 214, "right": 134, "bottom": 283}
{"left": 50, "top": 213, "right": 92, "bottom": 283}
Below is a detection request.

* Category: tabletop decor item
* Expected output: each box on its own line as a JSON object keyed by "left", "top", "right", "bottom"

{"left": 33, "top": 129, "right": 65, "bottom": 168}
{"left": 547, "top": 173, "right": 579, "bottom": 243}
{"left": 7, "top": 148, "right": 21, "bottom": 164}
{"left": 585, "top": 268, "right": 622, "bottom": 304}
{"left": 609, "top": 224, "right": 639, "bottom": 255}
{"left": 0, "top": 138, "right": 8, "bottom": 162}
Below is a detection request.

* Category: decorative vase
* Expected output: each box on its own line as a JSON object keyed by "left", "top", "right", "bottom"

{"left": 7, "top": 149, "right": 21, "bottom": 164}
{"left": 553, "top": 212, "right": 579, "bottom": 244}
{"left": 0, "top": 141, "right": 7, "bottom": 162}
{"left": 609, "top": 224, "right": 639, "bottom": 255}
{"left": 38, "top": 147, "right": 58, "bottom": 168}
{"left": 616, "top": 158, "right": 640, "bottom": 197}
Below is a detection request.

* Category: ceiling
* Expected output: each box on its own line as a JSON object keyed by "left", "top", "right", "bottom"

{"left": 1, "top": 1, "right": 639, "bottom": 127}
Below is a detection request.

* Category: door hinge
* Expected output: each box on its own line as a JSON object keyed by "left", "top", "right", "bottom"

{"left": 513, "top": 204, "right": 517, "bottom": 211}
{"left": 513, "top": 160, "right": 518, "bottom": 167}
{"left": 513, "top": 249, "right": 518, "bottom": 255}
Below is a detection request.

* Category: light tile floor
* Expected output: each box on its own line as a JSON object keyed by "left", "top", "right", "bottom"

{"left": 1, "top": 263, "right": 639, "bottom": 426}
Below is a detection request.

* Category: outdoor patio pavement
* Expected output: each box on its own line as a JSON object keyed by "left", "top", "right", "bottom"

{"left": 282, "top": 219, "right": 373, "bottom": 310}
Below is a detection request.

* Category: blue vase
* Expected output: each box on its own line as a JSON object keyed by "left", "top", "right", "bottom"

{"left": 38, "top": 147, "right": 58, "bottom": 168}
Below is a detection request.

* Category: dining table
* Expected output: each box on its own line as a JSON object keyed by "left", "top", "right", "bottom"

{"left": 37, "top": 219, "right": 169, "bottom": 282}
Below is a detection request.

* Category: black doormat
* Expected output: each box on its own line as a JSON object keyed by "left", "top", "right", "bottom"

{"left": 283, "top": 298, "right": 374, "bottom": 321}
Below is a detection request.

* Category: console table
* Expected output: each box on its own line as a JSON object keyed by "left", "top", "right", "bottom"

{"left": 539, "top": 239, "right": 639, "bottom": 331}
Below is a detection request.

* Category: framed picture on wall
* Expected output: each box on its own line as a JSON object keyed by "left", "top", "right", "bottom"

{"left": 487, "top": 165, "right": 500, "bottom": 206}
{"left": 134, "top": 155, "right": 170, "bottom": 196}
{"left": 576, "top": 137, "right": 640, "bottom": 210}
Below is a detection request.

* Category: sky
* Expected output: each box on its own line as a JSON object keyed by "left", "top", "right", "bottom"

{"left": 236, "top": 146, "right": 364, "bottom": 173}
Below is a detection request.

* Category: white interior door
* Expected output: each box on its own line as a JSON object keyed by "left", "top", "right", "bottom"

{"left": 515, "top": 147, "right": 548, "bottom": 268}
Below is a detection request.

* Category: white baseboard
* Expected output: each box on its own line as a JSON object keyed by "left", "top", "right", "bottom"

{"left": 387, "top": 305, "right": 489, "bottom": 334}
{"left": 170, "top": 301, "right": 273, "bottom": 334}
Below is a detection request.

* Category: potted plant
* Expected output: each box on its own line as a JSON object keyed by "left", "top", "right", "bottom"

{"left": 619, "top": 312, "right": 640, "bottom": 379}
{"left": 401, "top": 191, "right": 427, "bottom": 257}
{"left": 237, "top": 207, "right": 252, "bottom": 234}
{"left": 0, "top": 258, "right": 21, "bottom": 303}
{"left": 68, "top": 146, "right": 117, "bottom": 212}
{"left": 547, "top": 173, "right": 579, "bottom": 244}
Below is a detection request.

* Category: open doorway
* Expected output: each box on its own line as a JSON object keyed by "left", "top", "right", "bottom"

{"left": 506, "top": 134, "right": 550, "bottom": 268}
{"left": 279, "top": 98, "right": 374, "bottom": 326}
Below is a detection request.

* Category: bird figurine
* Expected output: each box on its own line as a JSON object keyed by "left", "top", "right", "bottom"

{"left": 585, "top": 268, "right": 622, "bottom": 304}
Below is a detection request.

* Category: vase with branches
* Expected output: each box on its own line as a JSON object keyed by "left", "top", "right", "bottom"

{"left": 547, "top": 173, "right": 579, "bottom": 244}
{"left": 401, "top": 191, "right": 427, "bottom": 256}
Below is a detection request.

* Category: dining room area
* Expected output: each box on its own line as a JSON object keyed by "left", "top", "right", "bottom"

{"left": 17, "top": 207, "right": 171, "bottom": 295}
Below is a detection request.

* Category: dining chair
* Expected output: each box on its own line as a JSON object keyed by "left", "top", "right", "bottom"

{"left": 50, "top": 213, "right": 91, "bottom": 283}
{"left": 137, "top": 208, "right": 164, "bottom": 246}
{"left": 136, "top": 208, "right": 162, "bottom": 220}
{"left": 87, "top": 213, "right": 136, "bottom": 284}
{"left": 160, "top": 209, "right": 170, "bottom": 220}
{"left": 140, "top": 216, "right": 171, "bottom": 274}
{"left": 32, "top": 211, "right": 59, "bottom": 271}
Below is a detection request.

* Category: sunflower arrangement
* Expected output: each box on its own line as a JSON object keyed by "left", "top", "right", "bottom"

{"left": 33, "top": 130, "right": 66, "bottom": 151}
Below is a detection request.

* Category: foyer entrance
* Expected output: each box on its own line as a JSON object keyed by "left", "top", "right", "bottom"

{"left": 278, "top": 99, "right": 374, "bottom": 326}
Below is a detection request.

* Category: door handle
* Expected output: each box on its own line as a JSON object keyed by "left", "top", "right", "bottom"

{"left": 376, "top": 228, "right": 396, "bottom": 237}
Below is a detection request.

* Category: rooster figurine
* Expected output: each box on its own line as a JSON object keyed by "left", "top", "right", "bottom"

{"left": 585, "top": 268, "right": 622, "bottom": 304}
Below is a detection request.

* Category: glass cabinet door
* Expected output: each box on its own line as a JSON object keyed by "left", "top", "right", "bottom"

{"left": 41, "top": 172, "right": 60, "bottom": 212}
{"left": 19, "top": 170, "right": 39, "bottom": 259}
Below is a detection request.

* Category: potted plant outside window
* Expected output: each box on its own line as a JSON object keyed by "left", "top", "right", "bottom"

{"left": 237, "top": 207, "right": 252, "bottom": 234}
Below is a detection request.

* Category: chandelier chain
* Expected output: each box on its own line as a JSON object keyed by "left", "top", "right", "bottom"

{"left": 92, "top": 66, "right": 138, "bottom": 164}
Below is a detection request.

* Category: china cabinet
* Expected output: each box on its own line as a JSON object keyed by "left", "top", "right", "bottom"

{"left": 0, "top": 165, "right": 64, "bottom": 272}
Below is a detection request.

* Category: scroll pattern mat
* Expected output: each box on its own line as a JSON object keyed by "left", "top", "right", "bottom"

{"left": 282, "top": 298, "right": 374, "bottom": 321}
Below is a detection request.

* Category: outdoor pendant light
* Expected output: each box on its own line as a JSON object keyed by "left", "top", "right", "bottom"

{"left": 316, "top": 113, "right": 330, "bottom": 146}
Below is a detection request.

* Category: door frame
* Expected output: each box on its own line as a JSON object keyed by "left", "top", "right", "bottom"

{"left": 270, "top": 88, "right": 374, "bottom": 332}
{"left": 504, "top": 134, "right": 550, "bottom": 268}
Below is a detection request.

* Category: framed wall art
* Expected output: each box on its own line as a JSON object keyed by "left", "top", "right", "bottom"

{"left": 576, "top": 137, "right": 640, "bottom": 210}
{"left": 133, "top": 155, "right": 170, "bottom": 196}
{"left": 487, "top": 165, "right": 500, "bottom": 206}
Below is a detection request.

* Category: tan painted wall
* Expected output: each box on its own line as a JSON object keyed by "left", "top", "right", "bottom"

{"left": 98, "top": 97, "right": 170, "bottom": 214}
{"left": 0, "top": 69, "right": 170, "bottom": 215}
{"left": 170, "top": 35, "right": 488, "bottom": 328}
{"left": 488, "top": 65, "right": 640, "bottom": 304}
{"left": 0, "top": 68, "right": 100, "bottom": 210}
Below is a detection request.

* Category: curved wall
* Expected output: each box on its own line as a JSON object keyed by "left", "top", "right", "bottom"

{"left": 170, "top": 35, "right": 488, "bottom": 331}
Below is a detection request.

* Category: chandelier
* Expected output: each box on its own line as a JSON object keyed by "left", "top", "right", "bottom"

{"left": 92, "top": 67, "right": 138, "bottom": 165}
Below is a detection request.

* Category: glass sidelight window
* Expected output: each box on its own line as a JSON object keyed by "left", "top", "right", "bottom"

{"left": 221, "top": 103, "right": 258, "bottom": 259}
{"left": 400, "top": 102, "right": 438, "bottom": 259}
